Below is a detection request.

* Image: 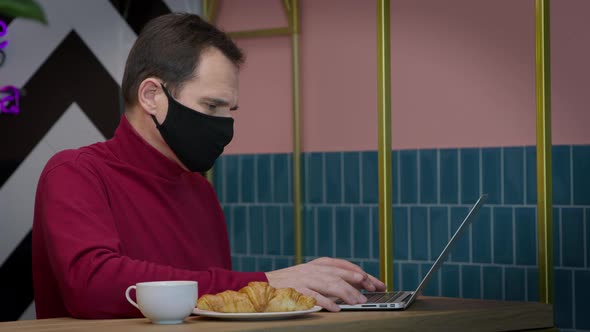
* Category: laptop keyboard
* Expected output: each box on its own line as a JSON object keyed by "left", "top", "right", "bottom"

{"left": 366, "top": 291, "right": 405, "bottom": 303}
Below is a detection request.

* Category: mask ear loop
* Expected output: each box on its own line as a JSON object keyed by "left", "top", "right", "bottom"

{"left": 151, "top": 83, "right": 169, "bottom": 127}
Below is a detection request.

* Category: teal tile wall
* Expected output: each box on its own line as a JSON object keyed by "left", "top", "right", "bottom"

{"left": 214, "top": 145, "right": 590, "bottom": 332}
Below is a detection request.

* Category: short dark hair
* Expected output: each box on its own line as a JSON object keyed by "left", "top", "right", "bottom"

{"left": 121, "top": 13, "right": 244, "bottom": 107}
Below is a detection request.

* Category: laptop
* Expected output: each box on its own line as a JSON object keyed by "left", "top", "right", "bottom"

{"left": 338, "top": 194, "right": 488, "bottom": 310}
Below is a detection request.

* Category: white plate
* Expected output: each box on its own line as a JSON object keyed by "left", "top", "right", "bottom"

{"left": 193, "top": 306, "right": 322, "bottom": 320}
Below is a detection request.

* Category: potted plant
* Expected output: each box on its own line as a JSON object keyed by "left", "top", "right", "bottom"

{"left": 0, "top": 0, "right": 46, "bottom": 23}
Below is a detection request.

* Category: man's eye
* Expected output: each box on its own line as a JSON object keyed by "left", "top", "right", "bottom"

{"left": 206, "top": 104, "right": 217, "bottom": 111}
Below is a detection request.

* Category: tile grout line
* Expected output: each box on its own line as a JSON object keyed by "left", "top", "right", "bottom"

{"left": 491, "top": 207, "right": 495, "bottom": 264}
{"left": 458, "top": 149, "right": 462, "bottom": 205}
{"left": 349, "top": 206, "right": 354, "bottom": 258}
{"left": 332, "top": 206, "right": 337, "bottom": 258}
{"left": 520, "top": 147, "right": 525, "bottom": 204}
{"left": 254, "top": 155, "right": 259, "bottom": 204}
{"left": 399, "top": 262, "right": 404, "bottom": 290}
{"left": 418, "top": 264, "right": 423, "bottom": 292}
{"left": 246, "top": 206, "right": 251, "bottom": 256}
{"left": 535, "top": 208, "right": 539, "bottom": 266}
{"left": 340, "top": 152, "right": 345, "bottom": 203}
{"left": 408, "top": 207, "right": 413, "bottom": 261}
{"left": 314, "top": 207, "right": 319, "bottom": 257}
{"left": 479, "top": 148, "right": 483, "bottom": 197}
{"left": 417, "top": 151, "right": 421, "bottom": 204}
{"left": 427, "top": 207, "right": 432, "bottom": 261}
{"left": 304, "top": 154, "right": 309, "bottom": 207}
{"left": 232, "top": 255, "right": 570, "bottom": 270}
{"left": 230, "top": 206, "right": 235, "bottom": 256}
{"left": 501, "top": 148, "right": 505, "bottom": 205}
{"left": 479, "top": 265, "right": 483, "bottom": 299}
{"left": 397, "top": 151, "right": 402, "bottom": 204}
{"left": 512, "top": 207, "right": 516, "bottom": 265}
{"left": 570, "top": 145, "right": 574, "bottom": 205}
{"left": 584, "top": 208, "right": 588, "bottom": 268}
{"left": 238, "top": 156, "right": 243, "bottom": 204}
{"left": 437, "top": 150, "right": 441, "bottom": 204}
{"left": 560, "top": 208, "right": 564, "bottom": 267}
{"left": 469, "top": 214, "right": 473, "bottom": 263}
{"left": 369, "top": 206, "right": 374, "bottom": 260}
{"left": 501, "top": 266, "right": 506, "bottom": 300}
{"left": 458, "top": 264, "right": 463, "bottom": 298}
{"left": 288, "top": 153, "right": 292, "bottom": 202}
{"left": 438, "top": 264, "right": 442, "bottom": 296}
{"left": 359, "top": 152, "right": 364, "bottom": 204}
{"left": 572, "top": 269, "right": 576, "bottom": 330}
{"left": 447, "top": 206, "right": 452, "bottom": 260}
{"left": 524, "top": 269, "right": 529, "bottom": 301}
{"left": 523, "top": 147, "right": 527, "bottom": 203}
{"left": 220, "top": 158, "right": 226, "bottom": 204}
{"left": 322, "top": 153, "right": 327, "bottom": 204}
{"left": 279, "top": 205, "right": 285, "bottom": 256}
{"left": 222, "top": 202, "right": 573, "bottom": 208}
{"left": 254, "top": 253, "right": 259, "bottom": 272}
{"left": 262, "top": 207, "right": 267, "bottom": 256}
{"left": 270, "top": 154, "right": 275, "bottom": 203}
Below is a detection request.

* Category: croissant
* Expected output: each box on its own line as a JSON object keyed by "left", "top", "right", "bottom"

{"left": 265, "top": 287, "right": 317, "bottom": 312}
{"left": 197, "top": 282, "right": 316, "bottom": 313}
{"left": 238, "top": 281, "right": 276, "bottom": 312}
{"left": 197, "top": 290, "right": 256, "bottom": 313}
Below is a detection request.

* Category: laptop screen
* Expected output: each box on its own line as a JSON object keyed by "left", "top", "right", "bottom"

{"left": 406, "top": 194, "right": 488, "bottom": 304}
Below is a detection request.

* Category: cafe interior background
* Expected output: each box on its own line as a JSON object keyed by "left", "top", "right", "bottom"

{"left": 0, "top": 0, "right": 589, "bottom": 330}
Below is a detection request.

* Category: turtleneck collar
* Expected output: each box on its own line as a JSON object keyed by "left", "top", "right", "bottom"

{"left": 106, "top": 115, "right": 189, "bottom": 178}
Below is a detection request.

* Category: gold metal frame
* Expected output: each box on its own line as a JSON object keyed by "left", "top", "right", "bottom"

{"left": 203, "top": 0, "right": 218, "bottom": 184}
{"left": 288, "top": 0, "right": 304, "bottom": 265}
{"left": 202, "top": 0, "right": 218, "bottom": 24}
{"left": 376, "top": 0, "right": 394, "bottom": 291}
{"left": 206, "top": 0, "right": 303, "bottom": 264}
{"left": 207, "top": 2, "right": 554, "bottom": 308}
{"left": 535, "top": 0, "right": 554, "bottom": 305}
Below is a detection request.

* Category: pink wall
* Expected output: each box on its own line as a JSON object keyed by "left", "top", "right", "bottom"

{"left": 217, "top": 0, "right": 590, "bottom": 154}
{"left": 551, "top": 0, "right": 590, "bottom": 147}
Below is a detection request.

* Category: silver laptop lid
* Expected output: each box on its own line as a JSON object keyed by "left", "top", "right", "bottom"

{"left": 405, "top": 194, "right": 488, "bottom": 305}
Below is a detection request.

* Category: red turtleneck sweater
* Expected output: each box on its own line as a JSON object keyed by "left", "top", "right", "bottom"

{"left": 32, "top": 115, "right": 266, "bottom": 319}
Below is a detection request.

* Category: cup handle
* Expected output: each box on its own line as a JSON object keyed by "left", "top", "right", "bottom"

{"left": 125, "top": 285, "right": 139, "bottom": 309}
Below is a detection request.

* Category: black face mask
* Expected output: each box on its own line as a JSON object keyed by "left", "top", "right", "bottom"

{"left": 151, "top": 84, "right": 234, "bottom": 173}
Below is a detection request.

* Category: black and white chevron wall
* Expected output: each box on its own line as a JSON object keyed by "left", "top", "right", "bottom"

{"left": 0, "top": 0, "right": 201, "bottom": 321}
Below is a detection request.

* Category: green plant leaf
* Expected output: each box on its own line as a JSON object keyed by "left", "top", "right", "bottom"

{"left": 0, "top": 0, "right": 47, "bottom": 24}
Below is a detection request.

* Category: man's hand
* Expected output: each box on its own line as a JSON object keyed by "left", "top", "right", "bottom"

{"left": 265, "top": 257, "right": 386, "bottom": 312}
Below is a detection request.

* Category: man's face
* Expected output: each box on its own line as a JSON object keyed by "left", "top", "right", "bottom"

{"left": 154, "top": 47, "right": 239, "bottom": 123}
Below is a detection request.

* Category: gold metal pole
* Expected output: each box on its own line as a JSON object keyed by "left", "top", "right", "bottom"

{"left": 203, "top": 0, "right": 218, "bottom": 184}
{"left": 535, "top": 0, "right": 554, "bottom": 305}
{"left": 376, "top": 0, "right": 393, "bottom": 291}
{"left": 214, "top": 1, "right": 300, "bottom": 263}
{"left": 201, "top": 0, "right": 218, "bottom": 23}
{"left": 286, "top": 0, "right": 303, "bottom": 265}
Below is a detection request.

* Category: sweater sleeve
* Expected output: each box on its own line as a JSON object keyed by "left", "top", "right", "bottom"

{"left": 37, "top": 158, "right": 267, "bottom": 319}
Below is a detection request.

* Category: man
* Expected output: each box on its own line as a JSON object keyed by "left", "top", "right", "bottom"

{"left": 32, "top": 13, "right": 384, "bottom": 319}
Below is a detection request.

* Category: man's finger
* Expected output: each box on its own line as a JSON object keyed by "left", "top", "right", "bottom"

{"left": 316, "top": 265, "right": 367, "bottom": 291}
{"left": 311, "top": 257, "right": 364, "bottom": 274}
{"left": 299, "top": 289, "right": 340, "bottom": 312}
{"left": 367, "top": 273, "right": 387, "bottom": 291}
{"left": 361, "top": 278, "right": 376, "bottom": 292}
{"left": 314, "top": 294, "right": 341, "bottom": 312}
{"left": 306, "top": 266, "right": 365, "bottom": 304}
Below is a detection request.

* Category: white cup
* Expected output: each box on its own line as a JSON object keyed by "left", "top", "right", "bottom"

{"left": 125, "top": 281, "right": 198, "bottom": 324}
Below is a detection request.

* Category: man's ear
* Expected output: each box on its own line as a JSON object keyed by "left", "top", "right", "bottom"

{"left": 137, "top": 78, "right": 163, "bottom": 116}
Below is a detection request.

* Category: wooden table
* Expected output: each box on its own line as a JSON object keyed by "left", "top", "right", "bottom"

{"left": 0, "top": 297, "right": 555, "bottom": 332}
